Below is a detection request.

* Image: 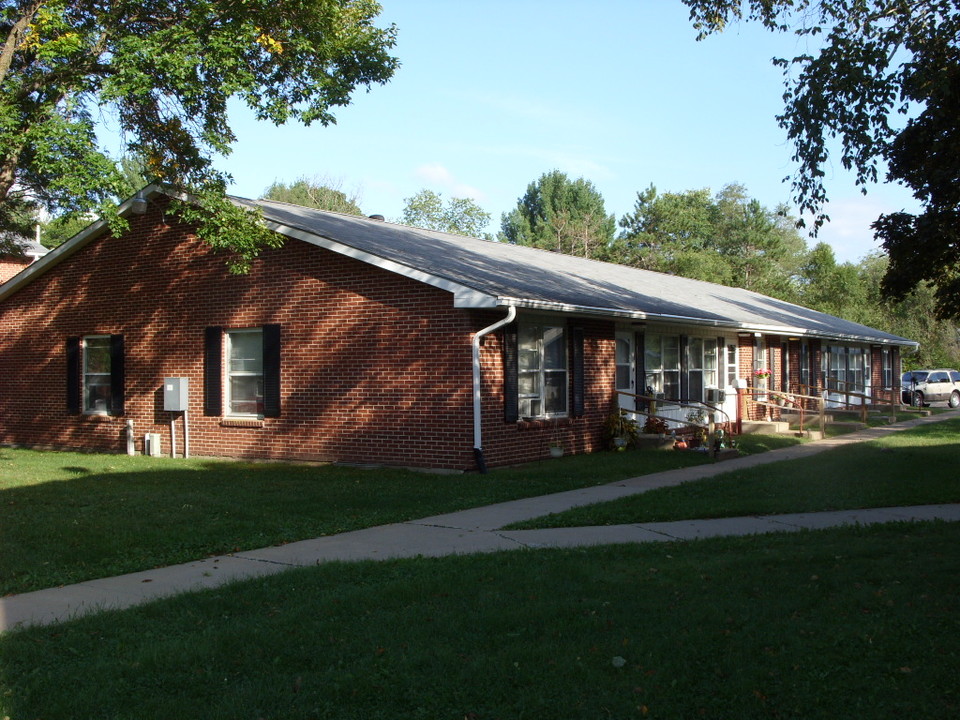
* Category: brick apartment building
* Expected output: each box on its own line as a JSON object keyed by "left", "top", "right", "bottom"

{"left": 0, "top": 186, "right": 917, "bottom": 471}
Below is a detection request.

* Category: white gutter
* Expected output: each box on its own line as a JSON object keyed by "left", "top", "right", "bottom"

{"left": 471, "top": 306, "right": 517, "bottom": 473}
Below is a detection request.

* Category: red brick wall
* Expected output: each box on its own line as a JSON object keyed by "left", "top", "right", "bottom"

{"left": 0, "top": 202, "right": 616, "bottom": 471}
{"left": 0, "top": 258, "right": 30, "bottom": 284}
{"left": 476, "top": 317, "right": 613, "bottom": 467}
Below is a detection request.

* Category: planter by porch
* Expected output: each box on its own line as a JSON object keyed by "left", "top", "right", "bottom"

{"left": 548, "top": 445, "right": 564, "bottom": 458}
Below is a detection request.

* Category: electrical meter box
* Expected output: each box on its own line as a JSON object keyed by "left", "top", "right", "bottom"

{"left": 164, "top": 377, "right": 189, "bottom": 411}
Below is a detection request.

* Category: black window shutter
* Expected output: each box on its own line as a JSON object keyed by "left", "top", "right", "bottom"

{"left": 679, "top": 335, "right": 689, "bottom": 400}
{"left": 503, "top": 323, "right": 519, "bottom": 422}
{"left": 571, "top": 326, "right": 584, "bottom": 418}
{"left": 263, "top": 324, "right": 281, "bottom": 418}
{"left": 110, "top": 334, "right": 125, "bottom": 416}
{"left": 204, "top": 326, "right": 223, "bottom": 416}
{"left": 66, "top": 337, "right": 81, "bottom": 414}
{"left": 636, "top": 332, "right": 646, "bottom": 411}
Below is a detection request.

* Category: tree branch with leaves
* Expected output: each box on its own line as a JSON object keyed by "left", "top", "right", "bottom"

{"left": 0, "top": 0, "right": 397, "bottom": 265}
{"left": 684, "top": 0, "right": 960, "bottom": 318}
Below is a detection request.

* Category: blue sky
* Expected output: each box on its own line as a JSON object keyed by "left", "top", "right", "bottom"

{"left": 219, "top": 1, "right": 917, "bottom": 263}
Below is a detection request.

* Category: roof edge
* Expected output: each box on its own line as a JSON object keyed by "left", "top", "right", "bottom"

{"left": 484, "top": 298, "right": 919, "bottom": 349}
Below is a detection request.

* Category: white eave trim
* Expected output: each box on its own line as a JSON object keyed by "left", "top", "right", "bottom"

{"left": 482, "top": 297, "right": 919, "bottom": 349}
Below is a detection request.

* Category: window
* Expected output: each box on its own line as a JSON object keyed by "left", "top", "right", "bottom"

{"left": 517, "top": 323, "right": 567, "bottom": 418}
{"left": 645, "top": 333, "right": 680, "bottom": 400}
{"left": 825, "top": 345, "right": 868, "bottom": 392}
{"left": 615, "top": 336, "right": 632, "bottom": 391}
{"left": 753, "top": 336, "right": 768, "bottom": 378}
{"left": 881, "top": 348, "right": 893, "bottom": 388}
{"left": 83, "top": 336, "right": 112, "bottom": 413}
{"left": 725, "top": 344, "right": 737, "bottom": 388}
{"left": 67, "top": 334, "right": 124, "bottom": 416}
{"left": 204, "top": 325, "right": 281, "bottom": 418}
{"left": 799, "top": 342, "right": 810, "bottom": 389}
{"left": 227, "top": 329, "right": 264, "bottom": 416}
{"left": 687, "top": 337, "right": 718, "bottom": 402}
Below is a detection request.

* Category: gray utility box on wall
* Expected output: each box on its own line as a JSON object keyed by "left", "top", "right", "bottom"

{"left": 164, "top": 377, "right": 189, "bottom": 412}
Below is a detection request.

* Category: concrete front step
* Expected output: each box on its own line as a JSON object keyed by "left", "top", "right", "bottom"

{"left": 741, "top": 420, "right": 791, "bottom": 434}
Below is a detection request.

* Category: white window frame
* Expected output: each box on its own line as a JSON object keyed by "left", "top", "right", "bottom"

{"left": 518, "top": 322, "right": 568, "bottom": 419}
{"left": 644, "top": 333, "right": 680, "bottom": 400}
{"left": 725, "top": 342, "right": 738, "bottom": 389}
{"left": 881, "top": 348, "right": 893, "bottom": 389}
{"left": 687, "top": 337, "right": 718, "bottom": 402}
{"left": 83, "top": 335, "right": 112, "bottom": 414}
{"left": 825, "top": 344, "right": 869, "bottom": 394}
{"left": 226, "top": 328, "right": 264, "bottom": 417}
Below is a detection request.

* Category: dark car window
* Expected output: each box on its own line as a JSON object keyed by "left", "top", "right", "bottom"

{"left": 929, "top": 372, "right": 949, "bottom": 383}
{"left": 903, "top": 371, "right": 928, "bottom": 384}
{"left": 951, "top": 371, "right": 960, "bottom": 383}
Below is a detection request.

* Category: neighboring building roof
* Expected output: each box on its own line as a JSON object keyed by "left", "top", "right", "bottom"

{"left": 1, "top": 235, "right": 48, "bottom": 260}
{"left": 0, "top": 186, "right": 917, "bottom": 348}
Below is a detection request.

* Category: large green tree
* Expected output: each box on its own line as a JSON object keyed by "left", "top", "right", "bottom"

{"left": 500, "top": 170, "right": 615, "bottom": 259}
{"left": 615, "top": 183, "right": 806, "bottom": 299}
{"left": 262, "top": 177, "right": 363, "bottom": 216}
{"left": 400, "top": 188, "right": 491, "bottom": 238}
{"left": 684, "top": 0, "right": 960, "bottom": 318}
{"left": 0, "top": 0, "right": 397, "bottom": 266}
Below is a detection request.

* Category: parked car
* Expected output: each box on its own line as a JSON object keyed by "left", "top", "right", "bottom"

{"left": 901, "top": 369, "right": 960, "bottom": 407}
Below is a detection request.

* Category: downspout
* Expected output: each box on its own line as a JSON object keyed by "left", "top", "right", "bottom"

{"left": 472, "top": 306, "right": 517, "bottom": 473}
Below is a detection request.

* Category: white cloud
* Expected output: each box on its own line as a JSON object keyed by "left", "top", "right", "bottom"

{"left": 814, "top": 191, "right": 917, "bottom": 263}
{"left": 412, "top": 163, "right": 487, "bottom": 201}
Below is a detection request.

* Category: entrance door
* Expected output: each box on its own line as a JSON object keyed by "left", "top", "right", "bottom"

{"left": 615, "top": 331, "right": 636, "bottom": 411}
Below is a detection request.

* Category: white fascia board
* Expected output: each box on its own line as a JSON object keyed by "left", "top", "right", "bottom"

{"left": 263, "top": 220, "right": 496, "bottom": 307}
{"left": 489, "top": 297, "right": 919, "bottom": 348}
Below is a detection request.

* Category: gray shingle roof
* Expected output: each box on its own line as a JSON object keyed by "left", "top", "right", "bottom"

{"left": 248, "top": 198, "right": 916, "bottom": 347}
{"left": 0, "top": 186, "right": 915, "bottom": 348}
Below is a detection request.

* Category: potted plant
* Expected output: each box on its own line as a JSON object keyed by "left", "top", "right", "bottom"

{"left": 686, "top": 408, "right": 708, "bottom": 447}
{"left": 635, "top": 414, "right": 674, "bottom": 450}
{"left": 601, "top": 407, "right": 640, "bottom": 451}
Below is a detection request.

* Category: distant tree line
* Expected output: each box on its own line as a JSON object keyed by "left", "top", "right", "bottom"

{"left": 33, "top": 164, "right": 958, "bottom": 370}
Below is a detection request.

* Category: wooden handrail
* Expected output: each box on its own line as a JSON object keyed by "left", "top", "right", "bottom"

{"left": 740, "top": 387, "right": 826, "bottom": 436}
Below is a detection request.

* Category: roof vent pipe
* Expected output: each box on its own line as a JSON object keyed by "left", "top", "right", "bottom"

{"left": 472, "top": 306, "right": 517, "bottom": 473}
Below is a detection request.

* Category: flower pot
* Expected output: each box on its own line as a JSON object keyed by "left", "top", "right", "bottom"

{"left": 548, "top": 446, "right": 563, "bottom": 458}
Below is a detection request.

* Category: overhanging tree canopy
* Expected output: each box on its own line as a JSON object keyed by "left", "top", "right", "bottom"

{"left": 684, "top": 0, "right": 960, "bottom": 318}
{"left": 0, "top": 0, "right": 397, "bottom": 267}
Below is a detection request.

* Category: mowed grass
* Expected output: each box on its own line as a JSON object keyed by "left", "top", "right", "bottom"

{"left": 1, "top": 522, "right": 957, "bottom": 719}
{"left": 1, "top": 444, "right": 724, "bottom": 595}
{"left": 508, "top": 417, "right": 960, "bottom": 529}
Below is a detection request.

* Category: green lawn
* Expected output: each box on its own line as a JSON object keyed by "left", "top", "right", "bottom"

{"left": 508, "top": 417, "right": 960, "bottom": 529}
{"left": 1, "top": 522, "right": 957, "bottom": 719}
{"left": 1, "top": 419, "right": 958, "bottom": 717}
{"left": 0, "top": 444, "right": 723, "bottom": 595}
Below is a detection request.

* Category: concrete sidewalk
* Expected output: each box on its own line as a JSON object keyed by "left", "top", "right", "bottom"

{"left": 3, "top": 411, "right": 958, "bottom": 633}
